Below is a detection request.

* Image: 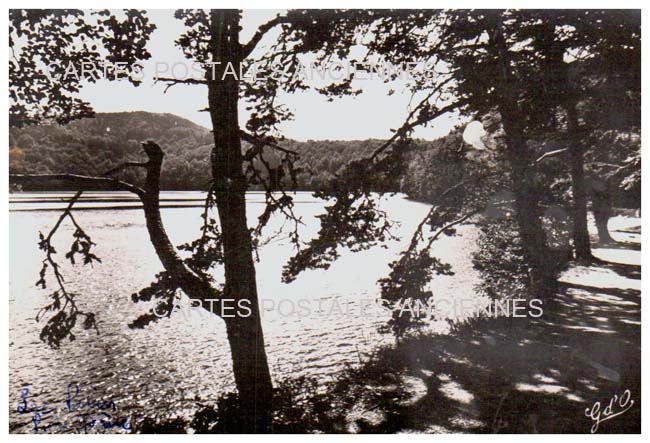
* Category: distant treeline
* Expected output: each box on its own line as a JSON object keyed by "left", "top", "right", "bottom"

{"left": 8, "top": 111, "right": 640, "bottom": 210}
{"left": 8, "top": 111, "right": 465, "bottom": 196}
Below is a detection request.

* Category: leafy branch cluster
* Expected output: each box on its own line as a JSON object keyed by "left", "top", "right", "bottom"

{"left": 35, "top": 191, "right": 101, "bottom": 347}
{"left": 10, "top": 9, "right": 155, "bottom": 127}
{"left": 281, "top": 141, "right": 407, "bottom": 283}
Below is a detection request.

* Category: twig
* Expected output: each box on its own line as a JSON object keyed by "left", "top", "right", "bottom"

{"left": 239, "top": 130, "right": 299, "bottom": 157}
{"left": 154, "top": 77, "right": 208, "bottom": 93}
{"left": 535, "top": 148, "right": 567, "bottom": 164}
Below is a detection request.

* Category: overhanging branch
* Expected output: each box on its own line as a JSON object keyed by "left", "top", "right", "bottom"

{"left": 154, "top": 76, "right": 208, "bottom": 93}
{"left": 370, "top": 100, "right": 465, "bottom": 161}
{"left": 10, "top": 173, "right": 146, "bottom": 197}
{"left": 241, "top": 14, "right": 292, "bottom": 59}
{"left": 239, "top": 129, "right": 299, "bottom": 157}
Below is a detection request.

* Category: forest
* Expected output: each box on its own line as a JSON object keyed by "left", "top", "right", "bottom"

{"left": 9, "top": 111, "right": 640, "bottom": 210}
{"left": 9, "top": 111, "right": 377, "bottom": 191}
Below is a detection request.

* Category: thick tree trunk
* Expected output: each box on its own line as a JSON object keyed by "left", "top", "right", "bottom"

{"left": 15, "top": 140, "right": 274, "bottom": 431}
{"left": 492, "top": 19, "right": 556, "bottom": 296}
{"left": 206, "top": 9, "right": 274, "bottom": 432}
{"left": 566, "top": 104, "right": 592, "bottom": 260}
{"left": 501, "top": 118, "right": 557, "bottom": 296}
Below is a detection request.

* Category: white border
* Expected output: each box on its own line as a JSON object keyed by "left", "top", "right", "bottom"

{"left": 2, "top": 1, "right": 647, "bottom": 441}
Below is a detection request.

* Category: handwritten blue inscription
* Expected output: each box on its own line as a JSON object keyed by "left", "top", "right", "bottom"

{"left": 16, "top": 384, "right": 130, "bottom": 433}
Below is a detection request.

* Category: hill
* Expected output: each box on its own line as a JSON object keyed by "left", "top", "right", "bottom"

{"left": 8, "top": 111, "right": 465, "bottom": 192}
{"left": 9, "top": 112, "right": 215, "bottom": 190}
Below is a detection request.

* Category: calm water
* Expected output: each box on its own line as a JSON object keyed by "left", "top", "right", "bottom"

{"left": 9, "top": 191, "right": 480, "bottom": 433}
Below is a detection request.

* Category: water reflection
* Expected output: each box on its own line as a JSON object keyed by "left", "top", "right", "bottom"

{"left": 9, "top": 191, "right": 480, "bottom": 433}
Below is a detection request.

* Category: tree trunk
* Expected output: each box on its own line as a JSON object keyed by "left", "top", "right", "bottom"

{"left": 594, "top": 213, "right": 614, "bottom": 244}
{"left": 566, "top": 103, "right": 592, "bottom": 260}
{"left": 206, "top": 9, "right": 274, "bottom": 432}
{"left": 14, "top": 140, "right": 275, "bottom": 431}
{"left": 492, "top": 18, "right": 556, "bottom": 296}
{"left": 591, "top": 180, "right": 615, "bottom": 244}
{"left": 501, "top": 118, "right": 557, "bottom": 296}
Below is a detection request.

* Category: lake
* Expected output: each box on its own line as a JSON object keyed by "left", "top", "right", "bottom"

{"left": 9, "top": 191, "right": 481, "bottom": 433}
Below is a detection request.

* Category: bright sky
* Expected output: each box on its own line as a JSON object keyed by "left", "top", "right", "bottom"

{"left": 77, "top": 9, "right": 463, "bottom": 141}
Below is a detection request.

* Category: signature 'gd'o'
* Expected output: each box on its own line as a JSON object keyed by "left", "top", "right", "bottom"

{"left": 585, "top": 389, "right": 634, "bottom": 433}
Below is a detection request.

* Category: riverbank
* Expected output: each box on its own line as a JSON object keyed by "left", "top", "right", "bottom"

{"left": 321, "top": 215, "right": 640, "bottom": 433}
{"left": 135, "top": 215, "right": 640, "bottom": 434}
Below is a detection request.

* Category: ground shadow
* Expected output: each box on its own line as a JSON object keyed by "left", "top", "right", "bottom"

{"left": 330, "top": 242, "right": 641, "bottom": 434}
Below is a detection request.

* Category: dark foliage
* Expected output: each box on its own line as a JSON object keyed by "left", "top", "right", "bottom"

{"left": 133, "top": 376, "right": 338, "bottom": 434}
{"left": 9, "top": 111, "right": 479, "bottom": 194}
{"left": 9, "top": 112, "right": 214, "bottom": 189}
{"left": 10, "top": 9, "right": 155, "bottom": 127}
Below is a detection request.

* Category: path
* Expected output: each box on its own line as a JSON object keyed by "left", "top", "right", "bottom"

{"left": 340, "top": 216, "right": 641, "bottom": 434}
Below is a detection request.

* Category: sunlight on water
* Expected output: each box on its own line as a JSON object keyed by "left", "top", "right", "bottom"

{"left": 9, "top": 191, "right": 480, "bottom": 432}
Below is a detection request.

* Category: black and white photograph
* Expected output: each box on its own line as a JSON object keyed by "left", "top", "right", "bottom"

{"left": 5, "top": 3, "right": 644, "bottom": 435}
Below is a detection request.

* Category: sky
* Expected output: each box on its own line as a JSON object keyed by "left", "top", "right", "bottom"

{"left": 76, "top": 9, "right": 464, "bottom": 141}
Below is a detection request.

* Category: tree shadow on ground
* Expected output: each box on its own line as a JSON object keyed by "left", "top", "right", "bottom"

{"left": 595, "top": 241, "right": 641, "bottom": 251}
{"left": 331, "top": 242, "right": 640, "bottom": 434}
{"left": 135, "top": 240, "right": 641, "bottom": 434}
{"left": 591, "top": 258, "right": 641, "bottom": 280}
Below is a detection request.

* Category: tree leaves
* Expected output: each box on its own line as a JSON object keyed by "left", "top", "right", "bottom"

{"left": 65, "top": 228, "right": 101, "bottom": 266}
{"left": 9, "top": 9, "right": 155, "bottom": 127}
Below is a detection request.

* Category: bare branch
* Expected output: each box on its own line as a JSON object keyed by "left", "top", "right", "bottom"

{"left": 239, "top": 129, "right": 299, "bottom": 157}
{"left": 51, "top": 191, "right": 83, "bottom": 234}
{"left": 425, "top": 209, "right": 480, "bottom": 249}
{"left": 102, "top": 161, "right": 148, "bottom": 176}
{"left": 10, "top": 173, "right": 145, "bottom": 197}
{"left": 154, "top": 76, "right": 208, "bottom": 93}
{"left": 241, "top": 14, "right": 292, "bottom": 59}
